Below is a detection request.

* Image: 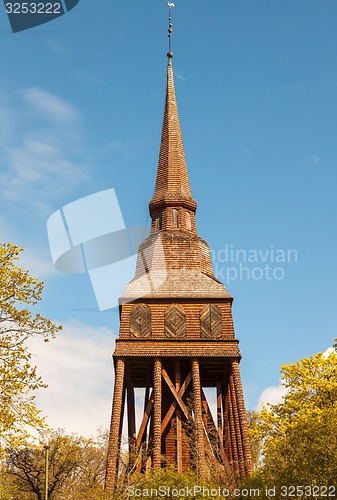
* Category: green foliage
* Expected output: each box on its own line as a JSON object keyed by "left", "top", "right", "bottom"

{"left": 115, "top": 467, "right": 227, "bottom": 500}
{"left": 5, "top": 429, "right": 107, "bottom": 500}
{"left": 0, "top": 468, "right": 18, "bottom": 500}
{"left": 250, "top": 345, "right": 337, "bottom": 488}
{"left": 0, "top": 243, "right": 61, "bottom": 446}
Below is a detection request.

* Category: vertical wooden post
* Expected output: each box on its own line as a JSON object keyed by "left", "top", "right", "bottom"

{"left": 175, "top": 360, "right": 182, "bottom": 472}
{"left": 230, "top": 372, "right": 245, "bottom": 476}
{"left": 201, "top": 392, "right": 209, "bottom": 432}
{"left": 144, "top": 367, "right": 151, "bottom": 413}
{"left": 105, "top": 357, "right": 125, "bottom": 495}
{"left": 126, "top": 367, "right": 136, "bottom": 470}
{"left": 126, "top": 368, "right": 136, "bottom": 441}
{"left": 222, "top": 381, "right": 232, "bottom": 464}
{"left": 141, "top": 366, "right": 151, "bottom": 454}
{"left": 221, "top": 370, "right": 234, "bottom": 462}
{"left": 216, "top": 381, "right": 223, "bottom": 445}
{"left": 153, "top": 358, "right": 162, "bottom": 469}
{"left": 191, "top": 358, "right": 206, "bottom": 477}
{"left": 116, "top": 380, "right": 126, "bottom": 477}
{"left": 228, "top": 384, "right": 240, "bottom": 477}
{"left": 232, "top": 361, "right": 254, "bottom": 475}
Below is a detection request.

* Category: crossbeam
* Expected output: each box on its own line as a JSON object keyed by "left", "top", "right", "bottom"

{"left": 136, "top": 389, "right": 154, "bottom": 448}
{"left": 161, "top": 367, "right": 189, "bottom": 419}
{"left": 161, "top": 370, "right": 192, "bottom": 433}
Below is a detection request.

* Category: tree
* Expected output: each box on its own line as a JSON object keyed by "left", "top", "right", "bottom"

{"left": 250, "top": 343, "right": 337, "bottom": 487}
{"left": 246, "top": 410, "right": 261, "bottom": 468}
{"left": 0, "top": 466, "right": 18, "bottom": 500}
{"left": 6, "top": 430, "right": 107, "bottom": 500}
{"left": 0, "top": 243, "right": 60, "bottom": 445}
{"left": 115, "top": 467, "right": 227, "bottom": 500}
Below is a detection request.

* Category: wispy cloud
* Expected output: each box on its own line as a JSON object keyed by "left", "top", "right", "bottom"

{"left": 28, "top": 321, "right": 116, "bottom": 437}
{"left": 255, "top": 383, "right": 288, "bottom": 411}
{"left": 98, "top": 140, "right": 142, "bottom": 154}
{"left": 0, "top": 86, "right": 90, "bottom": 212}
{"left": 0, "top": 215, "right": 56, "bottom": 279}
{"left": 21, "top": 87, "right": 80, "bottom": 123}
{"left": 2, "top": 137, "right": 88, "bottom": 204}
{"left": 0, "top": 90, "right": 18, "bottom": 146}
{"left": 175, "top": 72, "right": 186, "bottom": 81}
{"left": 19, "top": 248, "right": 57, "bottom": 279}
{"left": 74, "top": 70, "right": 108, "bottom": 88}
{"left": 46, "top": 38, "right": 69, "bottom": 55}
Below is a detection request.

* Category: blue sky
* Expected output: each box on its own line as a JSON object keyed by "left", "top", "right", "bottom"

{"left": 1, "top": 0, "right": 337, "bottom": 436}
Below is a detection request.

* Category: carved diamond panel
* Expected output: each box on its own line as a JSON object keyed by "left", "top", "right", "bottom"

{"left": 130, "top": 304, "right": 151, "bottom": 338}
{"left": 165, "top": 304, "right": 186, "bottom": 338}
{"left": 200, "top": 304, "right": 222, "bottom": 339}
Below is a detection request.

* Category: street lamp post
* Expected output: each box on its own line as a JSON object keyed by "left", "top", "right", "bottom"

{"left": 39, "top": 431, "right": 51, "bottom": 500}
{"left": 44, "top": 443, "right": 49, "bottom": 500}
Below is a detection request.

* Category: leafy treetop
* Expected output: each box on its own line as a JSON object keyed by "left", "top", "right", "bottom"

{"left": 0, "top": 243, "right": 61, "bottom": 446}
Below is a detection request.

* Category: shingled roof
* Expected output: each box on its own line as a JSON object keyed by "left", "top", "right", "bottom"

{"left": 121, "top": 56, "right": 231, "bottom": 300}
{"left": 149, "top": 56, "right": 197, "bottom": 216}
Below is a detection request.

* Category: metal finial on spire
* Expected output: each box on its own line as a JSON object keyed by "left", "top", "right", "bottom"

{"left": 167, "top": 2, "right": 175, "bottom": 59}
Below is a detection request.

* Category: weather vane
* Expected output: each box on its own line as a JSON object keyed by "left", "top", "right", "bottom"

{"left": 167, "top": 1, "right": 175, "bottom": 57}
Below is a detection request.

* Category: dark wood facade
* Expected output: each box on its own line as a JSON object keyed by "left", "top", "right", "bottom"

{"left": 105, "top": 56, "right": 253, "bottom": 494}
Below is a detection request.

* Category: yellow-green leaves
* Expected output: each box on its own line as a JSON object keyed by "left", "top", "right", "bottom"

{"left": 250, "top": 346, "right": 337, "bottom": 486}
{"left": 6, "top": 430, "right": 107, "bottom": 500}
{"left": 0, "top": 242, "right": 61, "bottom": 446}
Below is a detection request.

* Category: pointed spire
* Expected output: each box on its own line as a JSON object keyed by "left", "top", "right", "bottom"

{"left": 122, "top": 4, "right": 230, "bottom": 291}
{"left": 149, "top": 55, "right": 197, "bottom": 231}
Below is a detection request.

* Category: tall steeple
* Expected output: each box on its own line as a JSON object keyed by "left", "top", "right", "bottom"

{"left": 150, "top": 3, "right": 197, "bottom": 234}
{"left": 128, "top": 46, "right": 228, "bottom": 290}
{"left": 149, "top": 54, "right": 197, "bottom": 233}
{"left": 105, "top": 5, "right": 253, "bottom": 494}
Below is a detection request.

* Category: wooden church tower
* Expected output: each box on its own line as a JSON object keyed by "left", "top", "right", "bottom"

{"left": 105, "top": 11, "right": 253, "bottom": 494}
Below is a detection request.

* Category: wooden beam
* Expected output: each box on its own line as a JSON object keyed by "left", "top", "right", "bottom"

{"left": 216, "top": 382, "right": 229, "bottom": 468}
{"left": 144, "top": 367, "right": 151, "bottom": 414}
{"left": 200, "top": 385, "right": 233, "bottom": 479}
{"left": 192, "top": 358, "right": 207, "bottom": 477}
{"left": 161, "top": 367, "right": 189, "bottom": 419}
{"left": 161, "top": 370, "right": 192, "bottom": 433}
{"left": 142, "top": 367, "right": 151, "bottom": 446}
{"left": 200, "top": 389, "right": 222, "bottom": 463}
{"left": 116, "top": 381, "right": 126, "bottom": 475}
{"left": 202, "top": 425, "right": 220, "bottom": 468}
{"left": 135, "top": 389, "right": 154, "bottom": 448}
{"left": 228, "top": 382, "right": 240, "bottom": 476}
{"left": 153, "top": 359, "right": 162, "bottom": 469}
{"left": 175, "top": 361, "right": 182, "bottom": 473}
{"left": 222, "top": 379, "right": 231, "bottom": 462}
{"left": 232, "top": 361, "right": 254, "bottom": 475}
{"left": 200, "top": 388, "right": 217, "bottom": 431}
{"left": 105, "top": 358, "right": 125, "bottom": 494}
{"left": 201, "top": 393, "right": 209, "bottom": 431}
{"left": 126, "top": 369, "right": 136, "bottom": 441}
{"left": 199, "top": 392, "right": 232, "bottom": 478}
{"left": 230, "top": 374, "right": 245, "bottom": 477}
{"left": 217, "top": 382, "right": 223, "bottom": 439}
